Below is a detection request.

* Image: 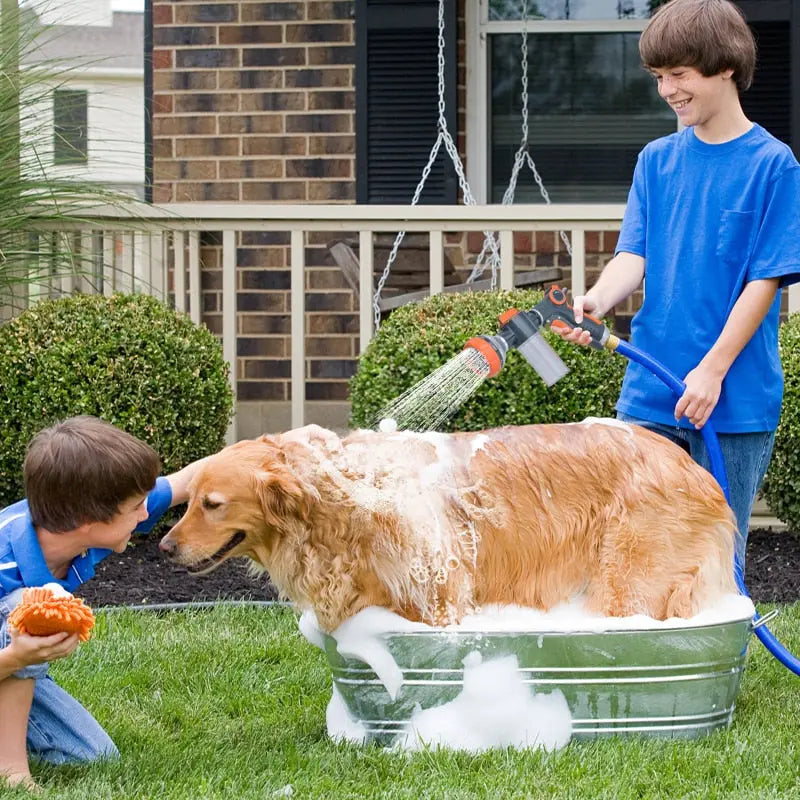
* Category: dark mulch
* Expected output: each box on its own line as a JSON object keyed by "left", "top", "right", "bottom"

{"left": 76, "top": 522, "right": 800, "bottom": 608}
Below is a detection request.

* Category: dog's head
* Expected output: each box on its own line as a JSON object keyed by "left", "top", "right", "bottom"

{"left": 160, "top": 437, "right": 320, "bottom": 575}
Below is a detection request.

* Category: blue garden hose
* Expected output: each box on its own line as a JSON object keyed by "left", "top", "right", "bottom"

{"left": 616, "top": 337, "right": 800, "bottom": 675}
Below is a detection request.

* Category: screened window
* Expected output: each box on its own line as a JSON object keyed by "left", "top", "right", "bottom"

{"left": 53, "top": 89, "right": 88, "bottom": 165}
{"left": 489, "top": 1, "right": 667, "bottom": 23}
{"left": 485, "top": 0, "right": 674, "bottom": 202}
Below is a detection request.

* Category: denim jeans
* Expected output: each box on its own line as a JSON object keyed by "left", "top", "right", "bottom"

{"left": 0, "top": 589, "right": 119, "bottom": 765}
{"left": 616, "top": 413, "right": 776, "bottom": 572}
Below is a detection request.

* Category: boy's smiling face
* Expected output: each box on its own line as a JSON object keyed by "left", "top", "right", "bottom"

{"left": 83, "top": 493, "right": 150, "bottom": 553}
{"left": 650, "top": 65, "right": 736, "bottom": 130}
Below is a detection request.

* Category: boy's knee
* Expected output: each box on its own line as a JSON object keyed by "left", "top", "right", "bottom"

{"left": 28, "top": 676, "right": 119, "bottom": 765}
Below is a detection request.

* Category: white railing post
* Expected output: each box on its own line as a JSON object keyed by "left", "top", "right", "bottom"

{"left": 429, "top": 229, "right": 444, "bottom": 295}
{"left": 570, "top": 228, "right": 586, "bottom": 296}
{"left": 79, "top": 230, "right": 94, "bottom": 293}
{"left": 222, "top": 230, "right": 237, "bottom": 444}
{"left": 102, "top": 232, "right": 115, "bottom": 296}
{"left": 499, "top": 229, "right": 514, "bottom": 290}
{"left": 290, "top": 229, "right": 306, "bottom": 429}
{"left": 188, "top": 231, "right": 201, "bottom": 324}
{"left": 173, "top": 231, "right": 185, "bottom": 312}
{"left": 789, "top": 283, "right": 800, "bottom": 315}
{"left": 119, "top": 233, "right": 134, "bottom": 293}
{"left": 151, "top": 231, "right": 166, "bottom": 300}
{"left": 59, "top": 233, "right": 76, "bottom": 296}
{"left": 133, "top": 231, "right": 147, "bottom": 293}
{"left": 358, "top": 230, "right": 374, "bottom": 352}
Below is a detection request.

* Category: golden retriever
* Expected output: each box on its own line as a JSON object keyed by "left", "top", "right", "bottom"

{"left": 160, "top": 421, "right": 737, "bottom": 632}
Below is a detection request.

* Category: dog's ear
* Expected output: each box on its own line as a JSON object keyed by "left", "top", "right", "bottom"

{"left": 253, "top": 467, "right": 319, "bottom": 527}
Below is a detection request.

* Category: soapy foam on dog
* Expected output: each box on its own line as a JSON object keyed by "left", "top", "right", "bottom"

{"left": 297, "top": 426, "right": 492, "bottom": 624}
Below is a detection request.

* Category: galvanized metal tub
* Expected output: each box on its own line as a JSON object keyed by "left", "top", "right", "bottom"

{"left": 323, "top": 617, "right": 753, "bottom": 743}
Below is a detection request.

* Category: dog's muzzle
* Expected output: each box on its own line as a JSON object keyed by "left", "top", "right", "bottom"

{"left": 182, "top": 531, "right": 247, "bottom": 575}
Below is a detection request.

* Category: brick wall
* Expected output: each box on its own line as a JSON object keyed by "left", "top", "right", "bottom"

{"left": 152, "top": 1, "right": 355, "bottom": 204}
{"left": 152, "top": 1, "right": 623, "bottom": 434}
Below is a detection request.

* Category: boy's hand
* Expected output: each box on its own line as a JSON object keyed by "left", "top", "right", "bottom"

{"left": 550, "top": 294, "right": 598, "bottom": 347}
{"left": 6, "top": 626, "right": 79, "bottom": 669}
{"left": 675, "top": 363, "right": 724, "bottom": 429}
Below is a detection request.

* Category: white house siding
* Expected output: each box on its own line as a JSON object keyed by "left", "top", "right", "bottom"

{"left": 22, "top": 3, "right": 144, "bottom": 197}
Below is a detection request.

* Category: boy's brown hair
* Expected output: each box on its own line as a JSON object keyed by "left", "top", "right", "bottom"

{"left": 640, "top": 0, "right": 756, "bottom": 93}
{"left": 24, "top": 416, "right": 161, "bottom": 532}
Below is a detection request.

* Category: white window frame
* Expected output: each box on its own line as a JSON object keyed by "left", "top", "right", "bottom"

{"left": 466, "top": 0, "right": 654, "bottom": 203}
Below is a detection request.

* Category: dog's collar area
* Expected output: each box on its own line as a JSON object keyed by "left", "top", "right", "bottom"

{"left": 186, "top": 530, "right": 246, "bottom": 574}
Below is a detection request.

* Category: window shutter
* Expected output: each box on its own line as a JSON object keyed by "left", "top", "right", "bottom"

{"left": 741, "top": 21, "right": 791, "bottom": 147}
{"left": 355, "top": 0, "right": 458, "bottom": 204}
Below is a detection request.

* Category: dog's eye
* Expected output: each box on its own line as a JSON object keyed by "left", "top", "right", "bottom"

{"left": 202, "top": 497, "right": 222, "bottom": 510}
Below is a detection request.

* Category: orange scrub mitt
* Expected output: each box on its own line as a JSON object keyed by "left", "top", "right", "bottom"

{"left": 8, "top": 585, "right": 95, "bottom": 642}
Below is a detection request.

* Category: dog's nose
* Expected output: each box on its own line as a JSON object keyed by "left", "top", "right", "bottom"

{"left": 159, "top": 534, "right": 176, "bottom": 555}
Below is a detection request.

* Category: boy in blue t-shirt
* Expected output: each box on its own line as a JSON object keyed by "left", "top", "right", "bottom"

{"left": 0, "top": 416, "right": 209, "bottom": 790}
{"left": 558, "top": 0, "right": 800, "bottom": 563}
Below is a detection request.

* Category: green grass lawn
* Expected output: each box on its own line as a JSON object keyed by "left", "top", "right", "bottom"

{"left": 19, "top": 603, "right": 800, "bottom": 800}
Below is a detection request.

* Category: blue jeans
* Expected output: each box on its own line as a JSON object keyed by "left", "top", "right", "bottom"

{"left": 616, "top": 413, "right": 775, "bottom": 571}
{"left": 0, "top": 589, "right": 119, "bottom": 765}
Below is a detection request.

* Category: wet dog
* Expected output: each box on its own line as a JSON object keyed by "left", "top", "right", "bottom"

{"left": 159, "top": 421, "right": 737, "bottom": 632}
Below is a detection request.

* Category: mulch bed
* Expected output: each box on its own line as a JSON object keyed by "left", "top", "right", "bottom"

{"left": 77, "top": 523, "right": 800, "bottom": 607}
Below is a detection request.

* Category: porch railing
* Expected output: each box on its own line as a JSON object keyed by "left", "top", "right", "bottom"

{"left": 20, "top": 203, "right": 800, "bottom": 441}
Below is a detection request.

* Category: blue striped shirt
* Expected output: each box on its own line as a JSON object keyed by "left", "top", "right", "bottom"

{"left": 0, "top": 477, "right": 172, "bottom": 599}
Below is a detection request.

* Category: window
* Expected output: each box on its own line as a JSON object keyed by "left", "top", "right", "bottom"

{"left": 469, "top": 1, "right": 675, "bottom": 203}
{"left": 355, "top": 0, "right": 457, "bottom": 203}
{"left": 53, "top": 89, "right": 88, "bottom": 165}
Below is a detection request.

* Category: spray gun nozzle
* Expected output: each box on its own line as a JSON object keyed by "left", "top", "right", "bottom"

{"left": 463, "top": 335, "right": 509, "bottom": 378}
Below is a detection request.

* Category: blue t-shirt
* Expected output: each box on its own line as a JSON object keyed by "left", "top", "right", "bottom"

{"left": 0, "top": 477, "right": 172, "bottom": 599}
{"left": 615, "top": 123, "right": 800, "bottom": 432}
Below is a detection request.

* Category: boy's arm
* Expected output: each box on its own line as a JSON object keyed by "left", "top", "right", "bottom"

{"left": 164, "top": 455, "right": 215, "bottom": 508}
{"left": 556, "top": 251, "right": 645, "bottom": 345}
{"left": 675, "top": 278, "right": 780, "bottom": 428}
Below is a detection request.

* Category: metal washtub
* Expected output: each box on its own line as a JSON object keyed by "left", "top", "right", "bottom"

{"left": 322, "top": 617, "right": 753, "bottom": 743}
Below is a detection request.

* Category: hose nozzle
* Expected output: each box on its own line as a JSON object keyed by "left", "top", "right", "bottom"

{"left": 463, "top": 334, "right": 509, "bottom": 378}
{"left": 498, "top": 308, "right": 569, "bottom": 386}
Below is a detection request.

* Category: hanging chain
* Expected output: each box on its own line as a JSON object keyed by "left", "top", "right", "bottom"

{"left": 372, "top": 0, "right": 499, "bottom": 328}
{"left": 468, "top": 0, "right": 571, "bottom": 285}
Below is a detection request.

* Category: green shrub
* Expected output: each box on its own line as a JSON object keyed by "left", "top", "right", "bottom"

{"left": 761, "top": 312, "right": 800, "bottom": 529}
{"left": 0, "top": 293, "right": 233, "bottom": 505}
{"left": 349, "top": 289, "right": 626, "bottom": 432}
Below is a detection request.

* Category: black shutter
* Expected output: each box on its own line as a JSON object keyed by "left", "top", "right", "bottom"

{"left": 355, "top": 0, "right": 458, "bottom": 204}
{"left": 741, "top": 21, "right": 791, "bottom": 146}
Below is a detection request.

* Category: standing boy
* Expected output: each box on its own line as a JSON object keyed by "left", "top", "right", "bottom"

{"left": 0, "top": 416, "right": 208, "bottom": 790}
{"left": 559, "top": 0, "right": 800, "bottom": 565}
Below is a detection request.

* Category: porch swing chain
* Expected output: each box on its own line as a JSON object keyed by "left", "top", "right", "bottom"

{"left": 467, "top": 0, "right": 571, "bottom": 283}
{"left": 372, "top": 0, "right": 500, "bottom": 329}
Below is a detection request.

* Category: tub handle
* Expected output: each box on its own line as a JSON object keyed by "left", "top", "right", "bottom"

{"left": 751, "top": 609, "right": 780, "bottom": 631}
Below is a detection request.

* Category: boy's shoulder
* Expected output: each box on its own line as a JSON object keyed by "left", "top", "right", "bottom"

{"left": 640, "top": 124, "right": 798, "bottom": 171}
{"left": 0, "top": 501, "right": 34, "bottom": 599}
{"left": 0, "top": 500, "right": 32, "bottom": 539}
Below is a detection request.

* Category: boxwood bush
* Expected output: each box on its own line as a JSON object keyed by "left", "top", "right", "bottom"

{"left": 349, "top": 289, "right": 626, "bottom": 432}
{"left": 761, "top": 312, "right": 800, "bottom": 529}
{"left": 0, "top": 292, "right": 232, "bottom": 506}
